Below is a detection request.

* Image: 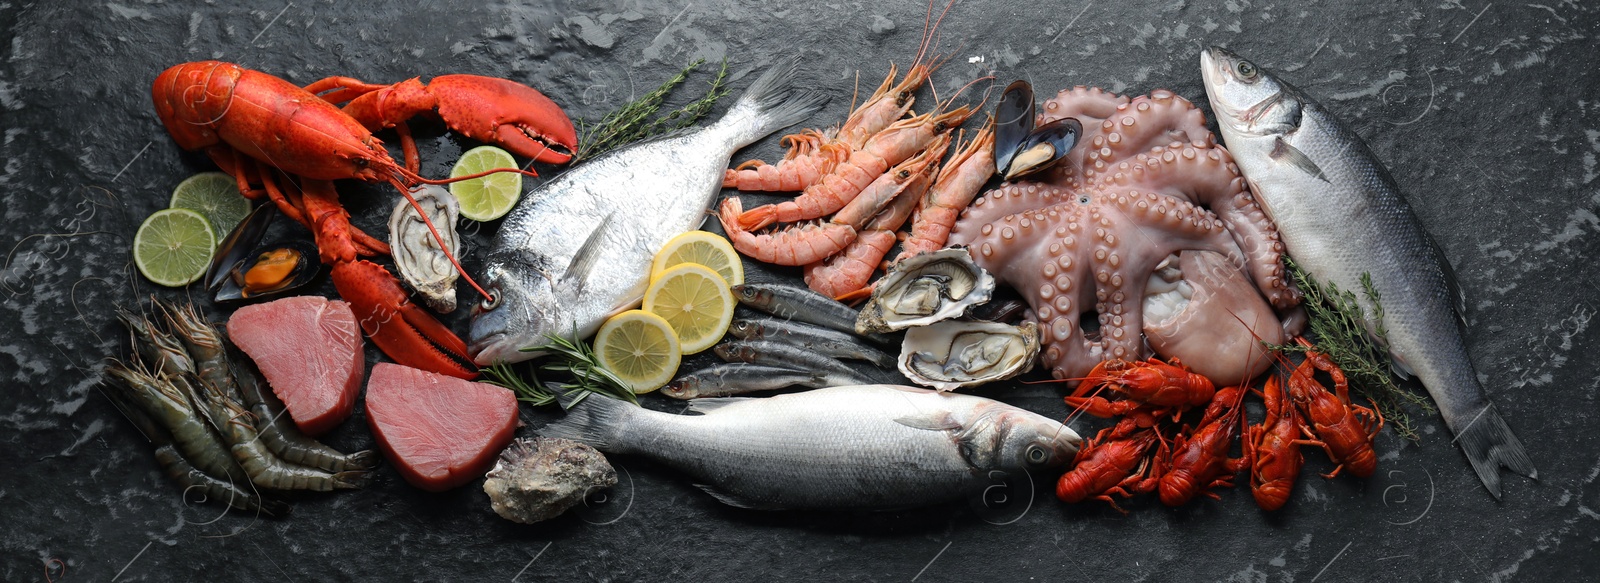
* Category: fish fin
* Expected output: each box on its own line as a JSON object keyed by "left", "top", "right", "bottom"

{"left": 712, "top": 56, "right": 831, "bottom": 148}
{"left": 562, "top": 213, "right": 616, "bottom": 290}
{"left": 1454, "top": 403, "right": 1537, "bottom": 499}
{"left": 1389, "top": 355, "right": 1414, "bottom": 380}
{"left": 692, "top": 484, "right": 785, "bottom": 510}
{"left": 894, "top": 411, "right": 962, "bottom": 432}
{"left": 683, "top": 397, "right": 752, "bottom": 415}
{"left": 537, "top": 385, "right": 630, "bottom": 451}
{"left": 1269, "top": 137, "right": 1330, "bottom": 183}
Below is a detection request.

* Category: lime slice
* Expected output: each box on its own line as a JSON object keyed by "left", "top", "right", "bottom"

{"left": 643, "top": 263, "right": 735, "bottom": 355}
{"left": 651, "top": 230, "right": 745, "bottom": 287}
{"left": 450, "top": 146, "right": 522, "bottom": 221}
{"left": 134, "top": 208, "right": 216, "bottom": 287}
{"left": 593, "top": 310, "right": 682, "bottom": 394}
{"left": 169, "top": 172, "right": 250, "bottom": 241}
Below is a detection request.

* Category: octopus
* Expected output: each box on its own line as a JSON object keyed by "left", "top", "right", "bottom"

{"left": 948, "top": 87, "right": 1303, "bottom": 384}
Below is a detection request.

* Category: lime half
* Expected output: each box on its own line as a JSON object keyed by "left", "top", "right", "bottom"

{"left": 134, "top": 208, "right": 216, "bottom": 287}
{"left": 170, "top": 172, "right": 250, "bottom": 241}
{"left": 450, "top": 146, "right": 522, "bottom": 221}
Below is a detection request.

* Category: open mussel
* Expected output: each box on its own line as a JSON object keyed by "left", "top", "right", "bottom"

{"left": 856, "top": 247, "right": 996, "bottom": 334}
{"left": 214, "top": 238, "right": 322, "bottom": 302}
{"left": 993, "top": 80, "right": 1035, "bottom": 177}
{"left": 388, "top": 185, "right": 461, "bottom": 312}
{"left": 900, "top": 320, "right": 1039, "bottom": 391}
{"left": 1003, "top": 117, "right": 1081, "bottom": 180}
{"left": 205, "top": 203, "right": 276, "bottom": 291}
{"left": 992, "top": 80, "right": 1083, "bottom": 180}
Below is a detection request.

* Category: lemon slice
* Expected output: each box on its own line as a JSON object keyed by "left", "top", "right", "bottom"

{"left": 643, "top": 263, "right": 735, "bottom": 355}
{"left": 450, "top": 145, "right": 522, "bottom": 221}
{"left": 169, "top": 172, "right": 250, "bottom": 241}
{"left": 593, "top": 310, "right": 682, "bottom": 394}
{"left": 651, "top": 230, "right": 744, "bottom": 287}
{"left": 133, "top": 208, "right": 216, "bottom": 287}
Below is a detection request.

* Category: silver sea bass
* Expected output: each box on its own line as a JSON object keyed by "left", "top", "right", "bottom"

{"left": 1200, "top": 47, "right": 1535, "bottom": 497}
{"left": 470, "top": 60, "right": 827, "bottom": 365}
{"left": 540, "top": 385, "right": 1081, "bottom": 510}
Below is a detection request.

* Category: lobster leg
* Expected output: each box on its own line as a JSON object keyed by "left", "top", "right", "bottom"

{"left": 300, "top": 180, "right": 476, "bottom": 379}
{"left": 336, "top": 75, "right": 577, "bottom": 165}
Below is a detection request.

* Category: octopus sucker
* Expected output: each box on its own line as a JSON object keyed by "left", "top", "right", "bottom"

{"left": 948, "top": 86, "right": 1303, "bottom": 384}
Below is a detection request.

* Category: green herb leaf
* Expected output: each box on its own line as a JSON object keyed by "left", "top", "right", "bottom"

{"left": 574, "top": 58, "right": 731, "bottom": 161}
{"left": 514, "top": 332, "right": 640, "bottom": 407}
{"left": 1273, "top": 257, "right": 1434, "bottom": 441}
{"left": 482, "top": 362, "right": 555, "bottom": 407}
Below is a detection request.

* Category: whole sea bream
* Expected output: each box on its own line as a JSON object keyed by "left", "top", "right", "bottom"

{"left": 1200, "top": 47, "right": 1535, "bottom": 497}
{"left": 540, "top": 384, "right": 1081, "bottom": 510}
{"left": 469, "top": 60, "right": 827, "bottom": 365}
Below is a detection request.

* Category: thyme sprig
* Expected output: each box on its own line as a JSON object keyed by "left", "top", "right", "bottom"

{"left": 575, "top": 58, "right": 731, "bottom": 161}
{"left": 1274, "top": 257, "right": 1434, "bottom": 441}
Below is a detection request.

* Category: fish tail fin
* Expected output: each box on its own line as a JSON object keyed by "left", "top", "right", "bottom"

{"left": 1455, "top": 403, "right": 1537, "bottom": 499}
{"left": 537, "top": 386, "right": 631, "bottom": 452}
{"left": 713, "top": 57, "right": 830, "bottom": 148}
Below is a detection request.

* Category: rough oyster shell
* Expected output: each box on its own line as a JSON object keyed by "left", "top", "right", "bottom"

{"left": 856, "top": 247, "right": 996, "bottom": 334}
{"left": 388, "top": 185, "right": 461, "bottom": 312}
{"left": 899, "top": 320, "right": 1039, "bottom": 391}
{"left": 483, "top": 437, "right": 616, "bottom": 525}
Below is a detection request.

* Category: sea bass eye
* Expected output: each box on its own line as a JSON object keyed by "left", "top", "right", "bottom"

{"left": 1235, "top": 60, "right": 1258, "bottom": 80}
{"left": 1026, "top": 444, "right": 1049, "bottom": 465}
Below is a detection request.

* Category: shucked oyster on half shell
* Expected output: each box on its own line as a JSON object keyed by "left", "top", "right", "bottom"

{"left": 856, "top": 247, "right": 996, "bottom": 334}
{"left": 900, "top": 320, "right": 1039, "bottom": 391}
{"left": 389, "top": 185, "right": 461, "bottom": 313}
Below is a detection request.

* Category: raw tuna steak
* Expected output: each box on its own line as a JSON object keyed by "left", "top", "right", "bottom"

{"left": 366, "top": 363, "right": 518, "bottom": 492}
{"left": 228, "top": 296, "right": 364, "bottom": 436}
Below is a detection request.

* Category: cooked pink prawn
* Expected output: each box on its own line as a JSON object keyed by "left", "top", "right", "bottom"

{"left": 805, "top": 151, "right": 937, "bottom": 298}
{"left": 721, "top": 139, "right": 945, "bottom": 266}
{"left": 895, "top": 122, "right": 995, "bottom": 262}
{"left": 735, "top": 105, "right": 971, "bottom": 231}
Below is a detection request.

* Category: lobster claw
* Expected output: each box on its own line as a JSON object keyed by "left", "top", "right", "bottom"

{"left": 331, "top": 260, "right": 478, "bottom": 380}
{"left": 428, "top": 75, "right": 577, "bottom": 165}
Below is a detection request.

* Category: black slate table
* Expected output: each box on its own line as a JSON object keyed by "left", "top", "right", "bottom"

{"left": 3, "top": 1, "right": 1597, "bottom": 581}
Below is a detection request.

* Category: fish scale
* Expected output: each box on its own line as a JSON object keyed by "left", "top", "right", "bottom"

{"left": 1200, "top": 47, "right": 1535, "bottom": 498}
{"left": 469, "top": 59, "right": 828, "bottom": 365}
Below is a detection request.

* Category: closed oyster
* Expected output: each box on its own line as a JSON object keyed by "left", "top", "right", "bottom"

{"left": 483, "top": 437, "right": 617, "bottom": 525}
{"left": 900, "top": 320, "right": 1039, "bottom": 391}
{"left": 856, "top": 247, "right": 996, "bottom": 334}
{"left": 388, "top": 185, "right": 461, "bottom": 312}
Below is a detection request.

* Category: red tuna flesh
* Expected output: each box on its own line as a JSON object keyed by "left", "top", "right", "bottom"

{"left": 228, "top": 296, "right": 365, "bottom": 436}
{"left": 366, "top": 363, "right": 519, "bottom": 492}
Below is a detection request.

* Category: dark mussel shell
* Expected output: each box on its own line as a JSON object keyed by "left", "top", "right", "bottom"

{"left": 206, "top": 203, "right": 277, "bottom": 291}
{"left": 993, "top": 80, "right": 1036, "bottom": 178}
{"left": 1003, "top": 117, "right": 1083, "bottom": 180}
{"left": 214, "top": 238, "right": 323, "bottom": 302}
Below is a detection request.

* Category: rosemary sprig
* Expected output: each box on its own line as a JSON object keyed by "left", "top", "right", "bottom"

{"left": 1274, "top": 257, "right": 1434, "bottom": 441}
{"left": 574, "top": 58, "right": 731, "bottom": 161}
{"left": 484, "top": 333, "right": 641, "bottom": 408}
{"left": 483, "top": 362, "right": 555, "bottom": 406}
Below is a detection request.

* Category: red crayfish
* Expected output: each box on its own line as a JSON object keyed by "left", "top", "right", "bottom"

{"left": 151, "top": 61, "right": 578, "bottom": 379}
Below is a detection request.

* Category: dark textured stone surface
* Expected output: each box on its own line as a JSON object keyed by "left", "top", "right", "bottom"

{"left": 3, "top": 1, "right": 1598, "bottom": 581}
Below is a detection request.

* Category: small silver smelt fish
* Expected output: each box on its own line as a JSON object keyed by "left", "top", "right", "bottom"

{"left": 1200, "top": 46, "right": 1535, "bottom": 498}
{"left": 662, "top": 363, "right": 863, "bottom": 400}
{"left": 714, "top": 339, "right": 896, "bottom": 383}
{"left": 727, "top": 318, "right": 897, "bottom": 369}
{"left": 730, "top": 283, "right": 895, "bottom": 345}
{"left": 470, "top": 60, "right": 829, "bottom": 365}
{"left": 539, "top": 385, "right": 1082, "bottom": 509}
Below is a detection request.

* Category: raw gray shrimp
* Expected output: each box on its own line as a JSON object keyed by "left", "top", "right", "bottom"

{"left": 182, "top": 373, "right": 368, "bottom": 491}
{"left": 104, "top": 367, "right": 289, "bottom": 517}
{"left": 115, "top": 307, "right": 194, "bottom": 378}
{"left": 104, "top": 360, "right": 249, "bottom": 486}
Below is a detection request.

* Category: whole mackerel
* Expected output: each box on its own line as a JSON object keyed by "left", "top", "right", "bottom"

{"left": 540, "top": 385, "right": 1081, "bottom": 509}
{"left": 470, "top": 60, "right": 827, "bottom": 365}
{"left": 1200, "top": 47, "right": 1535, "bottom": 498}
